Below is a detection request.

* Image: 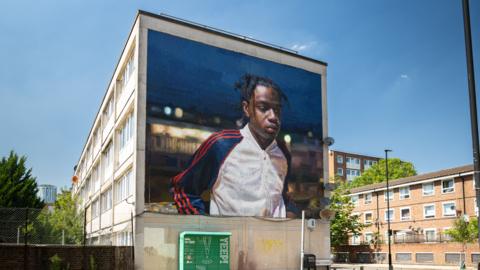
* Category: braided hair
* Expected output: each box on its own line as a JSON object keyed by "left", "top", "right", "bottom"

{"left": 234, "top": 74, "right": 288, "bottom": 107}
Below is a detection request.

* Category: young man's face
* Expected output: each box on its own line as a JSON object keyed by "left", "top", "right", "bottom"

{"left": 242, "top": 85, "right": 282, "bottom": 148}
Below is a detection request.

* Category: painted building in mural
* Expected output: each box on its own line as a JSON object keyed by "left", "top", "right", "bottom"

{"left": 72, "top": 10, "right": 331, "bottom": 269}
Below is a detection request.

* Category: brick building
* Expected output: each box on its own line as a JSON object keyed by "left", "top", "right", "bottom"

{"left": 328, "top": 150, "right": 380, "bottom": 182}
{"left": 341, "top": 164, "right": 480, "bottom": 266}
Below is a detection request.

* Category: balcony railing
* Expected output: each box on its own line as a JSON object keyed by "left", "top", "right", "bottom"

{"left": 393, "top": 233, "right": 451, "bottom": 244}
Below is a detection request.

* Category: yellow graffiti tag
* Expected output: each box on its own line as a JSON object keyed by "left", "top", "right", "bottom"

{"left": 260, "top": 239, "right": 283, "bottom": 252}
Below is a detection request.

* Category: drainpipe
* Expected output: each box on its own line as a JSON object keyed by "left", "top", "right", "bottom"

{"left": 461, "top": 174, "right": 466, "bottom": 214}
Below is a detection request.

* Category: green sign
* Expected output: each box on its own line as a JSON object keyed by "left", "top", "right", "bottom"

{"left": 179, "top": 231, "right": 231, "bottom": 270}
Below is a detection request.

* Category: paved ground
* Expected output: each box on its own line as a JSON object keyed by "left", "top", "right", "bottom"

{"left": 331, "top": 263, "right": 475, "bottom": 270}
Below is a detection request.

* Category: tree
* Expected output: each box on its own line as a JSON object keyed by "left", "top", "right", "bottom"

{"left": 31, "top": 189, "right": 84, "bottom": 244}
{"left": 348, "top": 158, "right": 416, "bottom": 188}
{"left": 330, "top": 182, "right": 367, "bottom": 248}
{"left": 0, "top": 151, "right": 44, "bottom": 208}
{"left": 445, "top": 216, "right": 478, "bottom": 268}
{"left": 445, "top": 216, "right": 478, "bottom": 244}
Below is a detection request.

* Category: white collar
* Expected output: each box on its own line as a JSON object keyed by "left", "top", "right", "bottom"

{"left": 240, "top": 124, "right": 277, "bottom": 152}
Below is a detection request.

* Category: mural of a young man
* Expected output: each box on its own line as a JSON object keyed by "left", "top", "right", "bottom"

{"left": 170, "top": 74, "right": 298, "bottom": 218}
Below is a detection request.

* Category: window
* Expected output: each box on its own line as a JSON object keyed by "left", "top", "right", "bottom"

{"left": 92, "top": 164, "right": 100, "bottom": 192}
{"left": 442, "top": 202, "right": 456, "bottom": 217}
{"left": 384, "top": 190, "right": 393, "bottom": 201}
{"left": 442, "top": 179, "right": 454, "bottom": 193}
{"left": 423, "top": 182, "right": 434, "bottom": 196}
{"left": 424, "top": 229, "right": 436, "bottom": 242}
{"left": 103, "top": 142, "right": 113, "bottom": 176}
{"left": 337, "top": 168, "right": 343, "bottom": 176}
{"left": 92, "top": 198, "right": 100, "bottom": 218}
{"left": 351, "top": 195, "right": 359, "bottom": 206}
{"left": 445, "top": 253, "right": 465, "bottom": 264}
{"left": 400, "top": 207, "right": 411, "bottom": 221}
{"left": 399, "top": 186, "right": 410, "bottom": 199}
{"left": 119, "top": 113, "right": 135, "bottom": 151}
{"left": 364, "top": 193, "right": 372, "bottom": 204}
{"left": 364, "top": 160, "right": 376, "bottom": 170}
{"left": 396, "top": 253, "right": 412, "bottom": 262}
{"left": 115, "top": 170, "right": 133, "bottom": 203}
{"left": 103, "top": 97, "right": 114, "bottom": 121}
{"left": 364, "top": 232, "right": 373, "bottom": 244}
{"left": 373, "top": 253, "right": 387, "bottom": 264}
{"left": 351, "top": 234, "right": 360, "bottom": 245}
{"left": 364, "top": 212, "right": 373, "bottom": 224}
{"left": 120, "top": 51, "right": 135, "bottom": 91}
{"left": 101, "top": 188, "right": 112, "bottom": 213}
{"left": 346, "top": 169, "right": 361, "bottom": 181}
{"left": 346, "top": 157, "right": 360, "bottom": 165}
{"left": 85, "top": 176, "right": 91, "bottom": 197}
{"left": 337, "top": 155, "right": 343, "bottom": 163}
{"left": 424, "top": 204, "right": 435, "bottom": 218}
{"left": 472, "top": 253, "right": 480, "bottom": 264}
{"left": 384, "top": 209, "right": 394, "bottom": 221}
{"left": 117, "top": 231, "right": 132, "bottom": 246}
{"left": 416, "top": 253, "right": 433, "bottom": 263}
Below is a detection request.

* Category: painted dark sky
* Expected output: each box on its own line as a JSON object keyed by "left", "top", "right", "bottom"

{"left": 147, "top": 30, "right": 323, "bottom": 137}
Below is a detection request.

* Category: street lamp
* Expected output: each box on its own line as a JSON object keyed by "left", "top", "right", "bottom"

{"left": 385, "top": 149, "right": 393, "bottom": 270}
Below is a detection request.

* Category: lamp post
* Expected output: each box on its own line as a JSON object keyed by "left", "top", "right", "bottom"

{"left": 385, "top": 149, "right": 393, "bottom": 270}
{"left": 461, "top": 0, "right": 480, "bottom": 245}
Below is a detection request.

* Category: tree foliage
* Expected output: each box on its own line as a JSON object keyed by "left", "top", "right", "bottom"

{"left": 348, "top": 158, "right": 416, "bottom": 188}
{"left": 0, "top": 151, "right": 44, "bottom": 208}
{"left": 330, "top": 182, "right": 367, "bottom": 248}
{"left": 31, "top": 189, "right": 84, "bottom": 244}
{"left": 445, "top": 216, "right": 478, "bottom": 244}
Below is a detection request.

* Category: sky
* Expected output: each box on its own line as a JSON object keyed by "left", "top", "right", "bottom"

{"left": 0, "top": 0, "right": 479, "bottom": 189}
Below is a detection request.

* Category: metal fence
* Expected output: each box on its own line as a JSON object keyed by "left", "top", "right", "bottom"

{"left": 0, "top": 207, "right": 133, "bottom": 269}
{"left": 393, "top": 232, "right": 452, "bottom": 244}
{"left": 0, "top": 207, "right": 84, "bottom": 245}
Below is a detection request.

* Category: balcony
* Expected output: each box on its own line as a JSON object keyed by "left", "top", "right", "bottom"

{"left": 393, "top": 233, "right": 451, "bottom": 244}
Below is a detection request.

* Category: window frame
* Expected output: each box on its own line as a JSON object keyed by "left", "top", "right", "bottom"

{"left": 442, "top": 201, "right": 456, "bottom": 217}
{"left": 364, "top": 211, "right": 373, "bottom": 224}
{"left": 384, "top": 190, "right": 394, "bottom": 201}
{"left": 384, "top": 209, "right": 394, "bottom": 222}
{"left": 400, "top": 207, "right": 411, "bottom": 221}
{"left": 422, "top": 182, "right": 435, "bottom": 196}
{"left": 424, "top": 228, "right": 437, "bottom": 243}
{"left": 364, "top": 192, "right": 372, "bottom": 204}
{"left": 399, "top": 186, "right": 410, "bottom": 200}
{"left": 351, "top": 195, "right": 359, "bottom": 206}
{"left": 423, "top": 204, "right": 436, "bottom": 219}
{"left": 441, "top": 179, "right": 455, "bottom": 194}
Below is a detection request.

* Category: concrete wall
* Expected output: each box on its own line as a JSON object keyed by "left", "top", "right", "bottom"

{"left": 135, "top": 213, "right": 330, "bottom": 270}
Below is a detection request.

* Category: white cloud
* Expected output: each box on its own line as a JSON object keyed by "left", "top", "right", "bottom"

{"left": 290, "top": 41, "right": 317, "bottom": 52}
{"left": 400, "top": 74, "right": 409, "bottom": 79}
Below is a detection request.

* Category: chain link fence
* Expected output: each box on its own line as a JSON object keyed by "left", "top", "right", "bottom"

{"left": 0, "top": 207, "right": 134, "bottom": 269}
{"left": 0, "top": 207, "right": 84, "bottom": 245}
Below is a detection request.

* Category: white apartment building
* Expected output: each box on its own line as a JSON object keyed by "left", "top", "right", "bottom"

{"left": 72, "top": 10, "right": 331, "bottom": 269}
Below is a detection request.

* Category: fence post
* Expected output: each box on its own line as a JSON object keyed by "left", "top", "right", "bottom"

{"left": 24, "top": 208, "right": 29, "bottom": 270}
{"left": 62, "top": 230, "right": 65, "bottom": 245}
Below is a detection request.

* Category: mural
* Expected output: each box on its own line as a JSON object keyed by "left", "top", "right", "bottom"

{"left": 146, "top": 29, "right": 325, "bottom": 218}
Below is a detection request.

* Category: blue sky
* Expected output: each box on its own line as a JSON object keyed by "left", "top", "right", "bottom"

{"left": 1, "top": 0, "right": 479, "bottom": 188}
